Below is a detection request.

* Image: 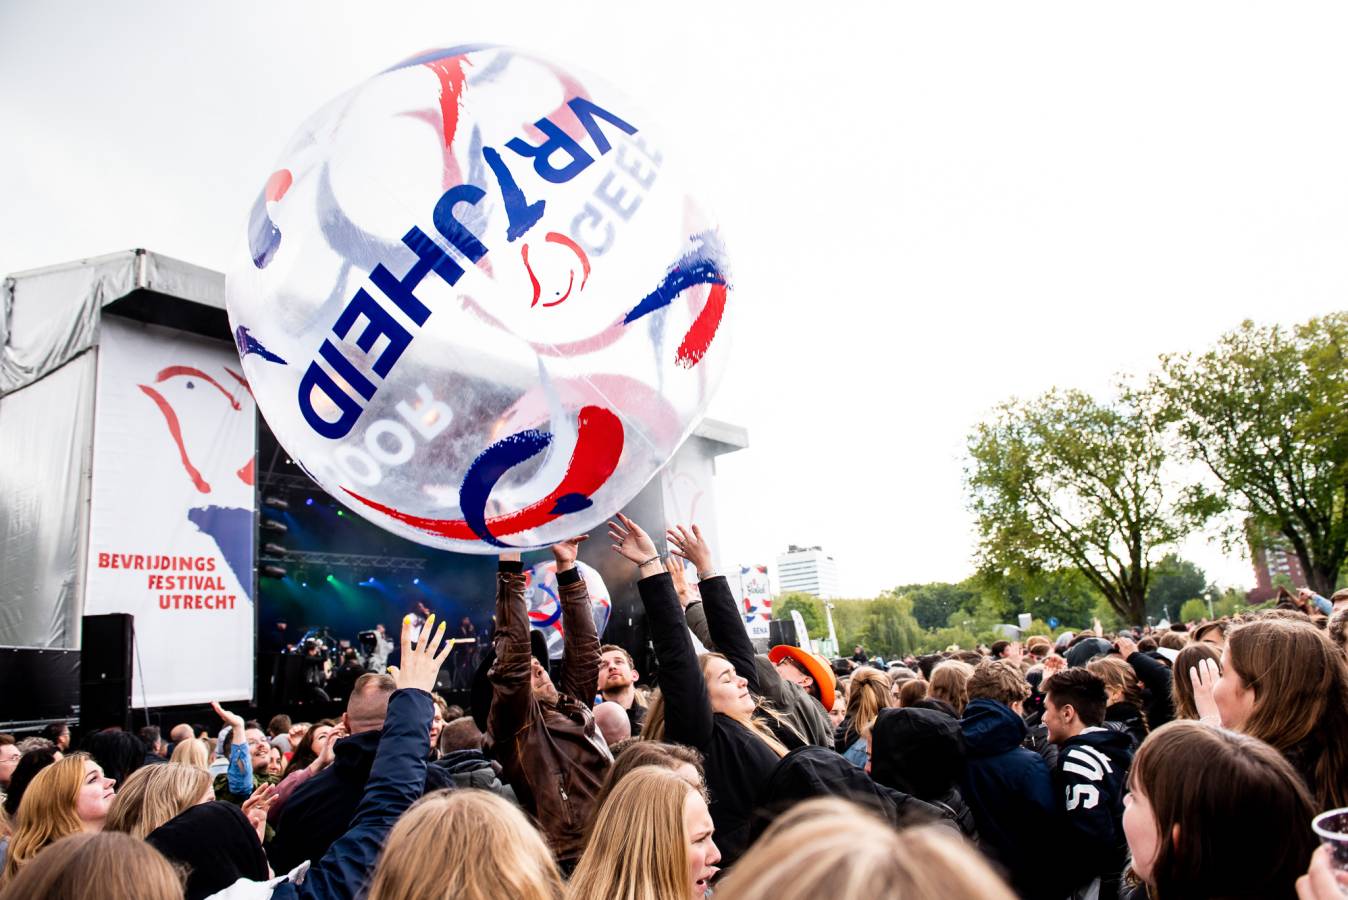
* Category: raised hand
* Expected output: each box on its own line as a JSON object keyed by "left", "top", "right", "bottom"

{"left": 388, "top": 613, "right": 451, "bottom": 694}
{"left": 312, "top": 723, "right": 346, "bottom": 772}
{"left": 667, "top": 557, "right": 693, "bottom": 609}
{"left": 608, "top": 513, "right": 659, "bottom": 566}
{"left": 551, "top": 535, "right": 590, "bottom": 570}
{"left": 1040, "top": 654, "right": 1067, "bottom": 687}
{"left": 211, "top": 701, "right": 246, "bottom": 744}
{"left": 241, "top": 782, "right": 275, "bottom": 842}
{"left": 666, "top": 524, "right": 714, "bottom": 577}
{"left": 1114, "top": 635, "right": 1138, "bottom": 659}
{"left": 1189, "top": 657, "right": 1221, "bottom": 724}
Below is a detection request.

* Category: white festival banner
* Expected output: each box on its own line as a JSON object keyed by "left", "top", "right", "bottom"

{"left": 84, "top": 317, "right": 256, "bottom": 706}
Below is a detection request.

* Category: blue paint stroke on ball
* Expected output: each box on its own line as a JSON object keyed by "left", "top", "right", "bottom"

{"left": 458, "top": 429, "right": 553, "bottom": 546}
{"left": 622, "top": 230, "right": 730, "bottom": 325}
{"left": 234, "top": 326, "right": 288, "bottom": 365}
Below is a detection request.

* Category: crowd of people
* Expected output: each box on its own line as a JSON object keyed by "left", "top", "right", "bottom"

{"left": 2, "top": 513, "right": 1347, "bottom": 899}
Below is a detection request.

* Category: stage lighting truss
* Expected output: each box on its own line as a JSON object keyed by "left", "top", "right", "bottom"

{"left": 256, "top": 550, "right": 427, "bottom": 573}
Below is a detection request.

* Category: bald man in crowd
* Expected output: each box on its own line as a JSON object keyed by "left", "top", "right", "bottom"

{"left": 269, "top": 673, "right": 454, "bottom": 872}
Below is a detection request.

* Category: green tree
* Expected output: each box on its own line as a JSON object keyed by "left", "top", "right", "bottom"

{"left": 1154, "top": 314, "right": 1348, "bottom": 596}
{"left": 860, "top": 594, "right": 924, "bottom": 660}
{"left": 967, "top": 387, "right": 1195, "bottom": 625}
{"left": 1179, "top": 598, "right": 1210, "bottom": 624}
{"left": 901, "top": 582, "right": 976, "bottom": 630}
{"left": 1145, "top": 554, "right": 1207, "bottom": 623}
{"left": 773, "top": 593, "right": 824, "bottom": 637}
{"left": 973, "top": 567, "right": 1100, "bottom": 631}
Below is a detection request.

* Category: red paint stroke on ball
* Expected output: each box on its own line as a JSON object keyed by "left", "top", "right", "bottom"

{"left": 675, "top": 282, "right": 728, "bottom": 369}
{"left": 264, "top": 169, "right": 292, "bottom": 203}
{"left": 343, "top": 405, "right": 624, "bottom": 541}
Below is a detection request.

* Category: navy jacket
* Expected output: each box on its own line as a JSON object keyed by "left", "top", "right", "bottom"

{"left": 271, "top": 688, "right": 439, "bottom": 900}
{"left": 960, "top": 699, "right": 1058, "bottom": 900}
{"left": 269, "top": 718, "right": 452, "bottom": 874}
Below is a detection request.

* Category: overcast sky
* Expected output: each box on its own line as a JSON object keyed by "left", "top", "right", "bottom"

{"left": 4, "top": 2, "right": 1346, "bottom": 597}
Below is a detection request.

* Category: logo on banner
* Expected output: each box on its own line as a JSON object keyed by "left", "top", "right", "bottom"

{"left": 137, "top": 364, "right": 257, "bottom": 601}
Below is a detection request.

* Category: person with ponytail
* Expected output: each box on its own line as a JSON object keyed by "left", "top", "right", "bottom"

{"left": 609, "top": 514, "right": 793, "bottom": 867}
{"left": 834, "top": 667, "right": 892, "bottom": 767}
{"left": 1087, "top": 655, "right": 1149, "bottom": 750}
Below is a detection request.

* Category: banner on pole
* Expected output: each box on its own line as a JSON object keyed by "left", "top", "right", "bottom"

{"left": 84, "top": 317, "right": 256, "bottom": 707}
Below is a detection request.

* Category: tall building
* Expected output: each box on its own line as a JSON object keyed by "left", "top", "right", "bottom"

{"left": 1246, "top": 518, "right": 1308, "bottom": 603}
{"left": 775, "top": 545, "right": 841, "bottom": 599}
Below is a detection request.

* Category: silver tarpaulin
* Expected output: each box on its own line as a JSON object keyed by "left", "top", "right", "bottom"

{"left": 0, "top": 250, "right": 227, "bottom": 652}
{"left": 0, "top": 351, "right": 96, "bottom": 647}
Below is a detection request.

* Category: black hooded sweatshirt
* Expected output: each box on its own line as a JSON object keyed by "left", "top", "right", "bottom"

{"left": 1053, "top": 726, "right": 1134, "bottom": 900}
{"left": 869, "top": 707, "right": 978, "bottom": 839}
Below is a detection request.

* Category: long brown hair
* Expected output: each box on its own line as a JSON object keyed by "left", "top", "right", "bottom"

{"left": 0, "top": 832, "right": 182, "bottom": 900}
{"left": 569, "top": 767, "right": 699, "bottom": 900}
{"left": 928, "top": 661, "right": 975, "bottom": 715}
{"left": 283, "top": 718, "right": 336, "bottom": 776}
{"left": 1086, "top": 655, "right": 1149, "bottom": 730}
{"left": 105, "top": 763, "right": 209, "bottom": 840}
{"left": 366, "top": 790, "right": 561, "bottom": 900}
{"left": 1170, "top": 642, "right": 1222, "bottom": 720}
{"left": 2, "top": 754, "right": 93, "bottom": 883}
{"left": 642, "top": 655, "right": 790, "bottom": 757}
{"left": 1128, "top": 721, "right": 1316, "bottom": 899}
{"left": 714, "top": 798, "right": 1014, "bottom": 900}
{"left": 843, "top": 667, "right": 892, "bottom": 740}
{"left": 1226, "top": 617, "right": 1348, "bottom": 809}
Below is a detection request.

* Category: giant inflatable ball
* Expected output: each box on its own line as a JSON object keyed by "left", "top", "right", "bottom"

{"left": 227, "top": 46, "right": 732, "bottom": 552}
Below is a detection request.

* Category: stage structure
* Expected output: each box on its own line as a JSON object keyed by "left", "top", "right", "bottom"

{"left": 0, "top": 250, "right": 747, "bottom": 729}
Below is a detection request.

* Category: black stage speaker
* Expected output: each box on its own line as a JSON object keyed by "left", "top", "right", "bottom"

{"left": 80, "top": 614, "right": 133, "bottom": 730}
{"left": 768, "top": 619, "right": 798, "bottom": 648}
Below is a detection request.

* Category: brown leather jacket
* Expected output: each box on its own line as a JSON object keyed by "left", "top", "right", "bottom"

{"left": 487, "top": 565, "right": 611, "bottom": 864}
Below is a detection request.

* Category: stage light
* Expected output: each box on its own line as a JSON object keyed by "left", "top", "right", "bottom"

{"left": 301, "top": 581, "right": 308, "bottom": 588}
{"left": 326, "top": 573, "right": 336, "bottom": 582}
{"left": 262, "top": 519, "right": 288, "bottom": 534}
{"left": 337, "top": 510, "right": 344, "bottom": 517}
{"left": 263, "top": 496, "right": 290, "bottom": 510}
{"left": 261, "top": 564, "right": 287, "bottom": 579}
{"left": 263, "top": 542, "right": 287, "bottom": 557}
{"left": 413, "top": 577, "right": 420, "bottom": 585}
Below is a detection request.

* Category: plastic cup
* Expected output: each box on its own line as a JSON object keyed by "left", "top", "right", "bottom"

{"left": 1312, "top": 809, "right": 1348, "bottom": 882}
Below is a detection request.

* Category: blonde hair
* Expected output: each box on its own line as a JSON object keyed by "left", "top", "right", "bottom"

{"left": 0, "top": 832, "right": 182, "bottom": 900}
{"left": 105, "top": 763, "right": 209, "bottom": 840}
{"left": 642, "top": 656, "right": 789, "bottom": 758}
{"left": 843, "top": 667, "right": 892, "bottom": 739}
{"left": 1086, "top": 655, "right": 1149, "bottom": 729}
{"left": 366, "top": 790, "right": 561, "bottom": 900}
{"left": 2, "top": 754, "right": 94, "bottom": 884}
{"left": 714, "top": 797, "right": 1015, "bottom": 900}
{"left": 169, "top": 738, "right": 209, "bottom": 771}
{"left": 928, "top": 661, "right": 976, "bottom": 715}
{"left": 569, "top": 767, "right": 699, "bottom": 900}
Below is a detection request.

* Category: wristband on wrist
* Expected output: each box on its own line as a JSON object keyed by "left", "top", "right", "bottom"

{"left": 638, "top": 554, "right": 662, "bottom": 568}
{"left": 698, "top": 570, "right": 717, "bottom": 581}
